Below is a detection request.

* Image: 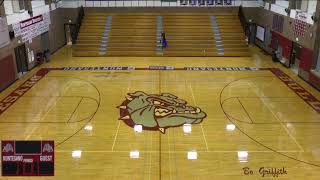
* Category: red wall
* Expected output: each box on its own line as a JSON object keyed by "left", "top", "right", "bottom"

{"left": 310, "top": 73, "right": 320, "bottom": 87}
{"left": 0, "top": 55, "right": 17, "bottom": 91}
{"left": 298, "top": 47, "right": 313, "bottom": 71}
{"left": 270, "top": 31, "right": 292, "bottom": 59}
{"left": 269, "top": 31, "right": 320, "bottom": 90}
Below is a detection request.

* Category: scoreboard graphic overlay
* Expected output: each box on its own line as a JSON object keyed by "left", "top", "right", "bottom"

{"left": 1, "top": 141, "right": 54, "bottom": 176}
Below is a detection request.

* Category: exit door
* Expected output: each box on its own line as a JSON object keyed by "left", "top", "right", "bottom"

{"left": 14, "top": 44, "right": 28, "bottom": 74}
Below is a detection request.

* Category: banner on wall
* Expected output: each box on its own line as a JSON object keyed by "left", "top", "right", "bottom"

{"left": 272, "top": 14, "right": 284, "bottom": 33}
{"left": 0, "top": 17, "right": 10, "bottom": 48}
{"left": 293, "top": 11, "right": 307, "bottom": 37}
{"left": 179, "top": 0, "right": 233, "bottom": 5}
{"left": 12, "top": 13, "right": 51, "bottom": 43}
{"left": 256, "top": 25, "right": 265, "bottom": 42}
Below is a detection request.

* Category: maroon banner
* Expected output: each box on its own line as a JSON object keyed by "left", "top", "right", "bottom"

{"left": 20, "top": 15, "right": 43, "bottom": 29}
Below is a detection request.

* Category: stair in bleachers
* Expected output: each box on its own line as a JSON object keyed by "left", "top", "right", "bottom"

{"left": 211, "top": 16, "right": 224, "bottom": 55}
{"left": 73, "top": 12, "right": 249, "bottom": 57}
{"left": 156, "top": 16, "right": 164, "bottom": 56}
{"left": 99, "top": 16, "right": 112, "bottom": 55}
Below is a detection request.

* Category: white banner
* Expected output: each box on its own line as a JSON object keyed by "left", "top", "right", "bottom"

{"left": 12, "top": 13, "right": 51, "bottom": 43}
{"left": 295, "top": 11, "right": 308, "bottom": 22}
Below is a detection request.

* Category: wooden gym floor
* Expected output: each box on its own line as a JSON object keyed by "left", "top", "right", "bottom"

{"left": 0, "top": 46, "right": 320, "bottom": 179}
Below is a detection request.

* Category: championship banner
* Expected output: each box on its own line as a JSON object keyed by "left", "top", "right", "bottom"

{"left": 215, "top": 0, "right": 233, "bottom": 5}
{"left": 272, "top": 14, "right": 284, "bottom": 33}
{"left": 161, "top": 0, "right": 177, "bottom": 2}
{"left": 293, "top": 11, "right": 307, "bottom": 37}
{"left": 12, "top": 13, "right": 51, "bottom": 43}
{"left": 206, "top": 0, "right": 214, "bottom": 5}
{"left": 215, "top": 0, "right": 223, "bottom": 5}
{"left": 223, "top": 0, "right": 232, "bottom": 5}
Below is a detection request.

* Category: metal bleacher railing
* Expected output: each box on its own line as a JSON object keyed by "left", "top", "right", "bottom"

{"left": 72, "top": 6, "right": 85, "bottom": 44}
{"left": 238, "top": 5, "right": 255, "bottom": 44}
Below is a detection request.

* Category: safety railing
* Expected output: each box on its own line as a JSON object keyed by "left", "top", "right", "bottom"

{"left": 72, "top": 6, "right": 85, "bottom": 44}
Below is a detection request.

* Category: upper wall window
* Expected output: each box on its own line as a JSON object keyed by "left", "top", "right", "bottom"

{"left": 275, "top": 0, "right": 289, "bottom": 8}
{"left": 12, "top": 0, "right": 25, "bottom": 13}
{"left": 293, "top": 0, "right": 308, "bottom": 12}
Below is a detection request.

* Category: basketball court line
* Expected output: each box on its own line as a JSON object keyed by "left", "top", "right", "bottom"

{"left": 262, "top": 98, "right": 305, "bottom": 152}
{"left": 159, "top": 70, "right": 162, "bottom": 180}
{"left": 167, "top": 130, "right": 172, "bottom": 180}
{"left": 111, "top": 84, "right": 131, "bottom": 151}
{"left": 111, "top": 122, "right": 121, "bottom": 152}
{"left": 0, "top": 67, "right": 319, "bottom": 151}
{"left": 222, "top": 97, "right": 320, "bottom": 124}
{"left": 25, "top": 126, "right": 37, "bottom": 140}
{"left": 67, "top": 97, "right": 83, "bottom": 123}
{"left": 1, "top": 67, "right": 319, "bottom": 116}
{"left": 38, "top": 96, "right": 62, "bottom": 122}
{"left": 0, "top": 96, "right": 98, "bottom": 123}
{"left": 247, "top": 81, "right": 305, "bottom": 152}
{"left": 219, "top": 76, "right": 320, "bottom": 167}
{"left": 188, "top": 84, "right": 209, "bottom": 152}
{"left": 237, "top": 98, "right": 254, "bottom": 124}
{"left": 148, "top": 132, "right": 153, "bottom": 180}
{"left": 24, "top": 81, "right": 79, "bottom": 140}
{"left": 55, "top": 150, "right": 304, "bottom": 153}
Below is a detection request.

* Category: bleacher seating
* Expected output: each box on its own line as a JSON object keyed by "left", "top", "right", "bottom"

{"left": 73, "top": 12, "right": 249, "bottom": 57}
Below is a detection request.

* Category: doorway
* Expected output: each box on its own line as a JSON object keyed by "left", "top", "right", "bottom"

{"left": 64, "top": 24, "right": 73, "bottom": 45}
{"left": 41, "top": 32, "right": 50, "bottom": 52}
{"left": 290, "top": 42, "right": 301, "bottom": 74}
{"left": 14, "top": 44, "right": 28, "bottom": 76}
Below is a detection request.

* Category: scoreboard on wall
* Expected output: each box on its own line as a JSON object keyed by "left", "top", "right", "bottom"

{"left": 1, "top": 141, "right": 54, "bottom": 176}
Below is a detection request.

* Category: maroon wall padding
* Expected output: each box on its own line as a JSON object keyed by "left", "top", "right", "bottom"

{"left": 0, "top": 55, "right": 16, "bottom": 91}
{"left": 298, "top": 47, "right": 313, "bottom": 71}
{"left": 309, "top": 73, "right": 320, "bottom": 88}
{"left": 270, "top": 31, "right": 292, "bottom": 59}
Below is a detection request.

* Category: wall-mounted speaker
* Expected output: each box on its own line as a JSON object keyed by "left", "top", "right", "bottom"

{"left": 311, "top": 15, "right": 318, "bottom": 22}
{"left": 9, "top": 31, "right": 15, "bottom": 39}
{"left": 285, "top": 8, "right": 291, "bottom": 15}
{"left": 28, "top": 10, "right": 33, "bottom": 16}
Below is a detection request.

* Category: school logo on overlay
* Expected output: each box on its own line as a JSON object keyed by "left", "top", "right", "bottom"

{"left": 2, "top": 143, "right": 13, "bottom": 153}
{"left": 117, "top": 91, "right": 207, "bottom": 133}
{"left": 42, "top": 143, "right": 53, "bottom": 153}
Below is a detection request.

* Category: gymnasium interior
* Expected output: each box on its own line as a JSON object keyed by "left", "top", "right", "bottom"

{"left": 0, "top": 0, "right": 320, "bottom": 179}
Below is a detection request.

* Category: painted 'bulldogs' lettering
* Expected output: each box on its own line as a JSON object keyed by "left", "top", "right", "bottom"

{"left": 310, "top": 101, "right": 320, "bottom": 111}
{"left": 270, "top": 68, "right": 320, "bottom": 113}
{"left": 3, "top": 96, "right": 18, "bottom": 103}
{"left": 64, "top": 67, "right": 132, "bottom": 71}
{"left": 22, "top": 81, "right": 35, "bottom": 88}
{"left": 0, "top": 71, "right": 48, "bottom": 115}
{"left": 185, "top": 67, "right": 259, "bottom": 71}
{"left": 297, "top": 91, "right": 312, "bottom": 100}
{"left": 287, "top": 82, "right": 304, "bottom": 90}
{"left": 0, "top": 102, "right": 10, "bottom": 112}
